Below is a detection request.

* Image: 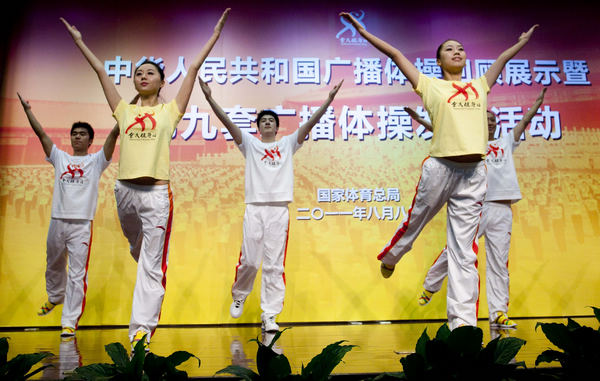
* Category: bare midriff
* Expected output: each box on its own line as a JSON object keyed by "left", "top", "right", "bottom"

{"left": 123, "top": 177, "right": 169, "bottom": 185}
{"left": 443, "top": 154, "right": 483, "bottom": 163}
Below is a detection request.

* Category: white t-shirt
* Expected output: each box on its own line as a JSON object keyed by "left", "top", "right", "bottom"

{"left": 485, "top": 133, "right": 522, "bottom": 203}
{"left": 47, "top": 145, "right": 111, "bottom": 220}
{"left": 237, "top": 130, "right": 303, "bottom": 204}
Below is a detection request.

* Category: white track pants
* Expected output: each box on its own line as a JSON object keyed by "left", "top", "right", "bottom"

{"left": 114, "top": 180, "right": 173, "bottom": 341}
{"left": 424, "top": 201, "right": 512, "bottom": 319}
{"left": 232, "top": 203, "right": 289, "bottom": 318}
{"left": 377, "top": 157, "right": 486, "bottom": 329}
{"left": 46, "top": 218, "right": 93, "bottom": 329}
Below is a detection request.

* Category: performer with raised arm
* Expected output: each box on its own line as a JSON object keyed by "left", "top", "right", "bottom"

{"left": 414, "top": 88, "right": 547, "bottom": 329}
{"left": 18, "top": 93, "right": 118, "bottom": 337}
{"left": 61, "top": 8, "right": 229, "bottom": 349}
{"left": 340, "top": 11, "right": 537, "bottom": 329}
{"left": 199, "top": 77, "right": 343, "bottom": 331}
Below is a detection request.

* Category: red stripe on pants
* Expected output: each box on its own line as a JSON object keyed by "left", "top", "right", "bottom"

{"left": 281, "top": 219, "right": 290, "bottom": 286}
{"left": 152, "top": 185, "right": 174, "bottom": 338}
{"left": 378, "top": 157, "right": 429, "bottom": 260}
{"left": 75, "top": 221, "right": 93, "bottom": 329}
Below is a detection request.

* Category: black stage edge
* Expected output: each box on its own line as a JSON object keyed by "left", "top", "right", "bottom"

{"left": 0, "top": 314, "right": 595, "bottom": 332}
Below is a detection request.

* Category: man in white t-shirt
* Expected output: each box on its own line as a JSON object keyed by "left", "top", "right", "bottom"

{"left": 199, "top": 78, "right": 342, "bottom": 331}
{"left": 409, "top": 88, "right": 547, "bottom": 328}
{"left": 18, "top": 93, "right": 119, "bottom": 337}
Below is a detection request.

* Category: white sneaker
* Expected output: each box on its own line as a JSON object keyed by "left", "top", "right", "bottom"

{"left": 60, "top": 326, "right": 76, "bottom": 337}
{"left": 230, "top": 299, "right": 245, "bottom": 318}
{"left": 262, "top": 315, "right": 279, "bottom": 332}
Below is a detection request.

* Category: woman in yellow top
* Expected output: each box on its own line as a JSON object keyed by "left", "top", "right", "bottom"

{"left": 61, "top": 9, "right": 230, "bottom": 349}
{"left": 340, "top": 12, "right": 537, "bottom": 330}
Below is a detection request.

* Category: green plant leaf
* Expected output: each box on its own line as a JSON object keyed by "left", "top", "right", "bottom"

{"left": 435, "top": 323, "right": 451, "bottom": 342}
{"left": 71, "top": 363, "right": 117, "bottom": 380}
{"left": 215, "top": 365, "right": 260, "bottom": 380}
{"left": 165, "top": 350, "right": 200, "bottom": 368}
{"left": 479, "top": 336, "right": 498, "bottom": 365}
{"left": 535, "top": 349, "right": 564, "bottom": 366}
{"left": 253, "top": 330, "right": 294, "bottom": 380}
{"left": 424, "top": 339, "right": 451, "bottom": 370}
{"left": 447, "top": 326, "right": 483, "bottom": 359}
{"left": 265, "top": 327, "right": 290, "bottom": 349}
{"left": 570, "top": 326, "right": 600, "bottom": 362}
{"left": 591, "top": 306, "right": 600, "bottom": 325}
{"left": 165, "top": 369, "right": 189, "bottom": 381}
{"left": 535, "top": 322, "right": 575, "bottom": 352}
{"left": 566, "top": 318, "right": 581, "bottom": 330}
{"left": 0, "top": 337, "right": 8, "bottom": 366}
{"left": 400, "top": 353, "right": 425, "bottom": 380}
{"left": 141, "top": 350, "right": 198, "bottom": 381}
{"left": 105, "top": 342, "right": 131, "bottom": 371}
{"left": 143, "top": 352, "right": 167, "bottom": 381}
{"left": 370, "top": 372, "right": 406, "bottom": 380}
{"left": 414, "top": 329, "right": 429, "bottom": 358}
{"left": 23, "top": 364, "right": 54, "bottom": 379}
{"left": 4, "top": 352, "right": 54, "bottom": 380}
{"left": 493, "top": 337, "right": 526, "bottom": 365}
{"left": 129, "top": 338, "right": 147, "bottom": 377}
{"left": 301, "top": 340, "right": 356, "bottom": 381}
{"left": 256, "top": 343, "right": 291, "bottom": 380}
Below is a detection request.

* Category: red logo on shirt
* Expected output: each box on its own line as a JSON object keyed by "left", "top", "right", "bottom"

{"left": 60, "top": 164, "right": 84, "bottom": 179}
{"left": 487, "top": 144, "right": 504, "bottom": 158}
{"left": 125, "top": 112, "right": 156, "bottom": 134}
{"left": 261, "top": 147, "right": 281, "bottom": 161}
{"left": 447, "top": 83, "right": 479, "bottom": 103}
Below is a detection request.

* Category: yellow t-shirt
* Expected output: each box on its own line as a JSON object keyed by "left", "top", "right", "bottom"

{"left": 113, "top": 99, "right": 183, "bottom": 180}
{"left": 415, "top": 73, "right": 489, "bottom": 158}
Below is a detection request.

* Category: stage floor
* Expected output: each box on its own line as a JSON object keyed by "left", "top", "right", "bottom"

{"left": 3, "top": 316, "right": 591, "bottom": 379}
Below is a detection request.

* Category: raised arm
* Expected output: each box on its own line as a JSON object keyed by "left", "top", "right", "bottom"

{"left": 512, "top": 87, "right": 546, "bottom": 142}
{"left": 175, "top": 8, "right": 230, "bottom": 114}
{"left": 297, "top": 80, "right": 343, "bottom": 144}
{"left": 339, "top": 12, "right": 419, "bottom": 88}
{"left": 18, "top": 93, "right": 53, "bottom": 157}
{"left": 485, "top": 25, "right": 538, "bottom": 89}
{"left": 198, "top": 77, "right": 242, "bottom": 145}
{"left": 103, "top": 124, "right": 120, "bottom": 161}
{"left": 60, "top": 17, "right": 122, "bottom": 112}
{"left": 404, "top": 106, "right": 433, "bottom": 132}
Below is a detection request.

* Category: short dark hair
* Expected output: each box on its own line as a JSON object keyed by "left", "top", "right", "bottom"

{"left": 71, "top": 122, "right": 94, "bottom": 141}
{"left": 256, "top": 110, "right": 280, "bottom": 127}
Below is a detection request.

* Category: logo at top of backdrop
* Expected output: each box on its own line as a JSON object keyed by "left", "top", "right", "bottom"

{"left": 337, "top": 11, "right": 368, "bottom": 46}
